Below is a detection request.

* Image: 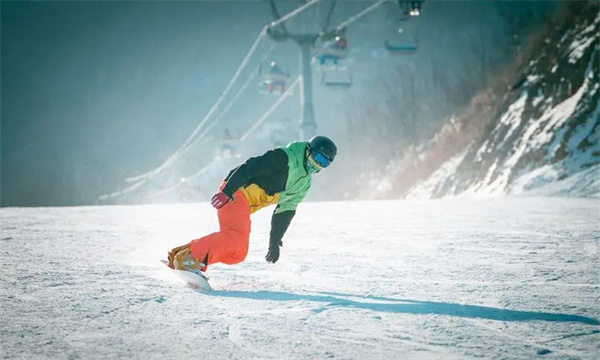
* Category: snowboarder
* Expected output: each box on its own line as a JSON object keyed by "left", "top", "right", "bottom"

{"left": 167, "top": 135, "right": 337, "bottom": 274}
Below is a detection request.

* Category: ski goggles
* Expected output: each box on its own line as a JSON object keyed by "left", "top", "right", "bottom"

{"left": 311, "top": 151, "right": 331, "bottom": 168}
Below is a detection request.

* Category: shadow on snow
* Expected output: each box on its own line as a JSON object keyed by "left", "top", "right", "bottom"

{"left": 207, "top": 290, "right": 599, "bottom": 325}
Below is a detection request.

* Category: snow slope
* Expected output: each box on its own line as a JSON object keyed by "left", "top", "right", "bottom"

{"left": 1, "top": 198, "right": 599, "bottom": 359}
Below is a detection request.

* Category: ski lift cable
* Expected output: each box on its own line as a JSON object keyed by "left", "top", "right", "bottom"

{"left": 124, "top": 27, "right": 269, "bottom": 184}
{"left": 107, "top": 65, "right": 261, "bottom": 204}
{"left": 177, "top": 0, "right": 318, "bottom": 153}
{"left": 97, "top": 178, "right": 148, "bottom": 201}
{"left": 239, "top": 76, "right": 301, "bottom": 142}
{"left": 147, "top": 76, "right": 300, "bottom": 200}
{"left": 269, "top": 0, "right": 325, "bottom": 29}
{"left": 150, "top": 1, "right": 393, "bottom": 201}
{"left": 131, "top": 0, "right": 381, "bottom": 202}
{"left": 125, "top": 2, "right": 322, "bottom": 185}
{"left": 334, "top": 0, "right": 390, "bottom": 32}
{"left": 146, "top": 163, "right": 214, "bottom": 199}
{"left": 168, "top": 28, "right": 270, "bottom": 152}
{"left": 179, "top": 41, "right": 275, "bottom": 155}
{"left": 178, "top": 66, "right": 261, "bottom": 155}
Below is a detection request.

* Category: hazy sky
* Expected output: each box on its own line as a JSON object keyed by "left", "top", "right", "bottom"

{"left": 1, "top": 1, "right": 556, "bottom": 207}
{"left": 2, "top": 1, "right": 272, "bottom": 206}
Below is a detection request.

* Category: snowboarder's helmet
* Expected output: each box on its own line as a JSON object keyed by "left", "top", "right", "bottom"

{"left": 308, "top": 135, "right": 337, "bottom": 165}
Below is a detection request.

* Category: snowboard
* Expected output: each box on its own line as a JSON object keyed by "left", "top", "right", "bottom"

{"left": 160, "top": 260, "right": 212, "bottom": 291}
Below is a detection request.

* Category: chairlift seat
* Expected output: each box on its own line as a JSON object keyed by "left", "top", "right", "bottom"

{"left": 261, "top": 72, "right": 288, "bottom": 81}
{"left": 321, "top": 71, "right": 352, "bottom": 88}
{"left": 312, "top": 47, "right": 348, "bottom": 58}
{"left": 384, "top": 40, "right": 418, "bottom": 54}
{"left": 261, "top": 75, "right": 288, "bottom": 85}
{"left": 319, "top": 64, "right": 348, "bottom": 72}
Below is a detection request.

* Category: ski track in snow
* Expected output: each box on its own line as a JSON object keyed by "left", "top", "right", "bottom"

{"left": 1, "top": 197, "right": 599, "bottom": 359}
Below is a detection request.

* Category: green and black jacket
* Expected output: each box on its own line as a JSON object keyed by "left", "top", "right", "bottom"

{"left": 222, "top": 141, "right": 312, "bottom": 244}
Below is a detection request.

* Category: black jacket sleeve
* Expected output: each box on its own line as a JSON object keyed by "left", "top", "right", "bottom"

{"left": 269, "top": 209, "right": 295, "bottom": 246}
{"left": 222, "top": 148, "right": 288, "bottom": 197}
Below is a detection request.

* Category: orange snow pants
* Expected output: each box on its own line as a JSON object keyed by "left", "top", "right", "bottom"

{"left": 188, "top": 189, "right": 251, "bottom": 266}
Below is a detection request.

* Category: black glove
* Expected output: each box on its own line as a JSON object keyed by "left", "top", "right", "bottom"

{"left": 266, "top": 210, "right": 294, "bottom": 264}
{"left": 265, "top": 239, "right": 282, "bottom": 263}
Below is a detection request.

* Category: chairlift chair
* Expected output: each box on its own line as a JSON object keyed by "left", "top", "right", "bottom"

{"left": 320, "top": 68, "right": 352, "bottom": 88}
{"left": 259, "top": 61, "right": 290, "bottom": 95}
{"left": 384, "top": 39, "right": 418, "bottom": 54}
{"left": 312, "top": 33, "right": 349, "bottom": 68}
{"left": 314, "top": 34, "right": 352, "bottom": 88}
{"left": 384, "top": 2, "right": 421, "bottom": 55}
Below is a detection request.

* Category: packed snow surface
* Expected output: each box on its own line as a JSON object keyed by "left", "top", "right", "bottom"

{"left": 1, "top": 198, "right": 599, "bottom": 359}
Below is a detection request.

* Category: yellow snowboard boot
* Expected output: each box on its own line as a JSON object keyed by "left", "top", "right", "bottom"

{"left": 168, "top": 245, "right": 207, "bottom": 275}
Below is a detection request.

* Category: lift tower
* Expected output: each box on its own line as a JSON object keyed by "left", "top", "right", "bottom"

{"left": 266, "top": 0, "right": 338, "bottom": 140}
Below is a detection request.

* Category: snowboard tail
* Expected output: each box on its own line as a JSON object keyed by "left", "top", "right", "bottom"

{"left": 160, "top": 260, "right": 212, "bottom": 291}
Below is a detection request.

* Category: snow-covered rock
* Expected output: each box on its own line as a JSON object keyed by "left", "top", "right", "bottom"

{"left": 406, "top": 4, "right": 599, "bottom": 199}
